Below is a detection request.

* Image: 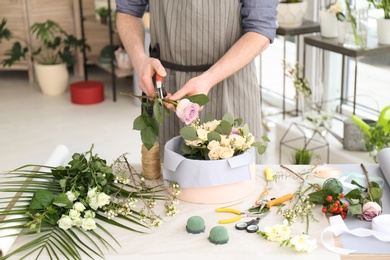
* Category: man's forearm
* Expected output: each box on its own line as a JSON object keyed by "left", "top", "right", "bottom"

{"left": 116, "top": 12, "right": 148, "bottom": 72}
{"left": 202, "top": 32, "right": 270, "bottom": 88}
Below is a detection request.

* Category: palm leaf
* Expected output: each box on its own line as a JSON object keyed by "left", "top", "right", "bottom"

{"left": 0, "top": 151, "right": 177, "bottom": 260}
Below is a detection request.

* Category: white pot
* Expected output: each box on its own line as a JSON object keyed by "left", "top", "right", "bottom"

{"left": 277, "top": 1, "right": 307, "bottom": 28}
{"left": 319, "top": 10, "right": 338, "bottom": 38}
{"left": 337, "top": 21, "right": 346, "bottom": 44}
{"left": 34, "top": 63, "right": 69, "bottom": 96}
{"left": 377, "top": 18, "right": 390, "bottom": 45}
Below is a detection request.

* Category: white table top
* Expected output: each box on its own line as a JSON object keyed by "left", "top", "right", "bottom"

{"left": 7, "top": 164, "right": 390, "bottom": 260}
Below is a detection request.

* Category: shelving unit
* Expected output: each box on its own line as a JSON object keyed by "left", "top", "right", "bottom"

{"left": 260, "top": 20, "right": 321, "bottom": 119}
{"left": 78, "top": 0, "right": 133, "bottom": 102}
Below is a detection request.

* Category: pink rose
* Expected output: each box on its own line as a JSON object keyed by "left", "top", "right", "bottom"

{"left": 176, "top": 99, "right": 200, "bottom": 125}
{"left": 362, "top": 201, "right": 382, "bottom": 221}
{"left": 230, "top": 128, "right": 240, "bottom": 135}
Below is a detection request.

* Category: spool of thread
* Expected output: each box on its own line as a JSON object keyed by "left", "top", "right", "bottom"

{"left": 141, "top": 142, "right": 161, "bottom": 180}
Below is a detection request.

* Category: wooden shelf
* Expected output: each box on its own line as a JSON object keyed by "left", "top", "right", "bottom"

{"left": 88, "top": 56, "right": 133, "bottom": 78}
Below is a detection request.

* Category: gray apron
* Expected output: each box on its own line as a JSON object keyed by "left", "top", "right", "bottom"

{"left": 149, "top": 0, "right": 262, "bottom": 161}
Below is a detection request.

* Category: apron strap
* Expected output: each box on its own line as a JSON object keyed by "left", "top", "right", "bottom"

{"left": 150, "top": 44, "right": 212, "bottom": 72}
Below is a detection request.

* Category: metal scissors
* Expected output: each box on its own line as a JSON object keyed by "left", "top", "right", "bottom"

{"left": 155, "top": 73, "right": 167, "bottom": 99}
{"left": 235, "top": 217, "right": 261, "bottom": 233}
{"left": 215, "top": 207, "right": 269, "bottom": 224}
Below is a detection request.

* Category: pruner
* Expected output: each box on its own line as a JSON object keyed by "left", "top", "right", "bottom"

{"left": 155, "top": 73, "right": 167, "bottom": 99}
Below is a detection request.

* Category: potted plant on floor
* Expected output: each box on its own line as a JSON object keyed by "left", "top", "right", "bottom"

{"left": 277, "top": 0, "right": 308, "bottom": 28}
{"left": 2, "top": 20, "right": 90, "bottom": 96}
{"left": 366, "top": 0, "right": 390, "bottom": 44}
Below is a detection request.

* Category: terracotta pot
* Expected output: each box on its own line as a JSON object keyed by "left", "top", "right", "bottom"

{"left": 277, "top": 1, "right": 307, "bottom": 28}
{"left": 34, "top": 63, "right": 69, "bottom": 96}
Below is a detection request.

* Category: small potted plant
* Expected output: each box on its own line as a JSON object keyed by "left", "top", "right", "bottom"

{"left": 366, "top": 0, "right": 390, "bottom": 44}
{"left": 277, "top": 0, "right": 307, "bottom": 28}
{"left": 2, "top": 19, "right": 90, "bottom": 96}
{"left": 291, "top": 147, "right": 312, "bottom": 165}
{"left": 96, "top": 6, "right": 110, "bottom": 25}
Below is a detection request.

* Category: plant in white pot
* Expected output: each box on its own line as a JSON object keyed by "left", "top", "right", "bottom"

{"left": 277, "top": 0, "right": 308, "bottom": 28}
{"left": 2, "top": 20, "right": 90, "bottom": 95}
{"left": 366, "top": 0, "right": 390, "bottom": 45}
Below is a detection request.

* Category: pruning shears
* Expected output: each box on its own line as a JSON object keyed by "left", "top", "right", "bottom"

{"left": 155, "top": 73, "right": 167, "bottom": 99}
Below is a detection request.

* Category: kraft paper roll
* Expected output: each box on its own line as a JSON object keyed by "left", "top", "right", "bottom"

{"left": 377, "top": 148, "right": 390, "bottom": 188}
{"left": 0, "top": 144, "right": 70, "bottom": 257}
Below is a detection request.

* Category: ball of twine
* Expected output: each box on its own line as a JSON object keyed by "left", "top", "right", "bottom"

{"left": 141, "top": 142, "right": 161, "bottom": 180}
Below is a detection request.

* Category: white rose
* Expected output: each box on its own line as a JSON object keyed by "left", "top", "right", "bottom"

{"left": 66, "top": 191, "right": 77, "bottom": 202}
{"left": 87, "top": 187, "right": 97, "bottom": 199}
{"left": 88, "top": 196, "right": 99, "bottom": 210}
{"left": 196, "top": 128, "right": 209, "bottom": 141}
{"left": 72, "top": 217, "right": 82, "bottom": 228}
{"left": 68, "top": 209, "right": 81, "bottom": 219}
{"left": 81, "top": 217, "right": 97, "bottom": 231}
{"left": 204, "top": 120, "right": 220, "bottom": 131}
{"left": 97, "top": 192, "right": 111, "bottom": 208}
{"left": 185, "top": 139, "right": 202, "bottom": 147}
{"left": 220, "top": 136, "right": 231, "bottom": 147}
{"left": 207, "top": 140, "right": 220, "bottom": 150}
{"left": 84, "top": 210, "right": 96, "bottom": 219}
{"left": 73, "top": 202, "right": 86, "bottom": 212}
{"left": 219, "top": 147, "right": 234, "bottom": 159}
{"left": 57, "top": 215, "right": 73, "bottom": 230}
{"left": 208, "top": 147, "right": 221, "bottom": 160}
{"left": 230, "top": 135, "right": 246, "bottom": 149}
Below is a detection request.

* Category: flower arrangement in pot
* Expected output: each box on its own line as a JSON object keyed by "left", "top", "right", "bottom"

{"left": 122, "top": 87, "right": 269, "bottom": 204}
{"left": 366, "top": 0, "right": 390, "bottom": 44}
{"left": 2, "top": 19, "right": 90, "bottom": 95}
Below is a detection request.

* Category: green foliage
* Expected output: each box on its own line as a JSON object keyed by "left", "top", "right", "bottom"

{"left": 0, "top": 18, "right": 12, "bottom": 43}
{"left": 367, "top": 0, "right": 390, "bottom": 19}
{"left": 0, "top": 145, "right": 179, "bottom": 259}
{"left": 131, "top": 94, "right": 210, "bottom": 150}
{"left": 96, "top": 7, "right": 109, "bottom": 17}
{"left": 2, "top": 19, "right": 90, "bottom": 67}
{"left": 365, "top": 122, "right": 390, "bottom": 162}
{"left": 291, "top": 148, "right": 312, "bottom": 165}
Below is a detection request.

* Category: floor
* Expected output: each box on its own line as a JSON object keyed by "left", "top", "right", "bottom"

{"left": 0, "top": 66, "right": 280, "bottom": 173}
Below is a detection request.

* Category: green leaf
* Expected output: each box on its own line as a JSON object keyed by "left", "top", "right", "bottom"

{"left": 262, "top": 135, "right": 270, "bottom": 142}
{"left": 31, "top": 190, "right": 55, "bottom": 209}
{"left": 256, "top": 145, "right": 267, "bottom": 155}
{"left": 133, "top": 115, "right": 147, "bottom": 131}
{"left": 203, "top": 112, "right": 214, "bottom": 123}
{"left": 207, "top": 131, "right": 222, "bottom": 142}
{"left": 180, "top": 126, "right": 197, "bottom": 141}
{"left": 220, "top": 120, "right": 232, "bottom": 135}
{"left": 242, "top": 124, "right": 250, "bottom": 136}
{"left": 153, "top": 99, "right": 163, "bottom": 124}
{"left": 222, "top": 113, "right": 234, "bottom": 125}
{"left": 185, "top": 94, "right": 209, "bottom": 106}
{"left": 370, "top": 187, "right": 383, "bottom": 200}
{"left": 348, "top": 203, "right": 362, "bottom": 216}
{"left": 141, "top": 126, "right": 157, "bottom": 150}
{"left": 308, "top": 189, "right": 338, "bottom": 204}
{"left": 53, "top": 193, "right": 73, "bottom": 208}
{"left": 345, "top": 188, "right": 362, "bottom": 200}
{"left": 234, "top": 117, "right": 243, "bottom": 127}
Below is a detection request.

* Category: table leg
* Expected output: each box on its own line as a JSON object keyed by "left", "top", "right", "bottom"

{"left": 340, "top": 55, "right": 345, "bottom": 114}
{"left": 353, "top": 57, "right": 358, "bottom": 115}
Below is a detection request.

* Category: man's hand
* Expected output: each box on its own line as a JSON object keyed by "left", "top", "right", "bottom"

{"left": 135, "top": 57, "right": 166, "bottom": 97}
